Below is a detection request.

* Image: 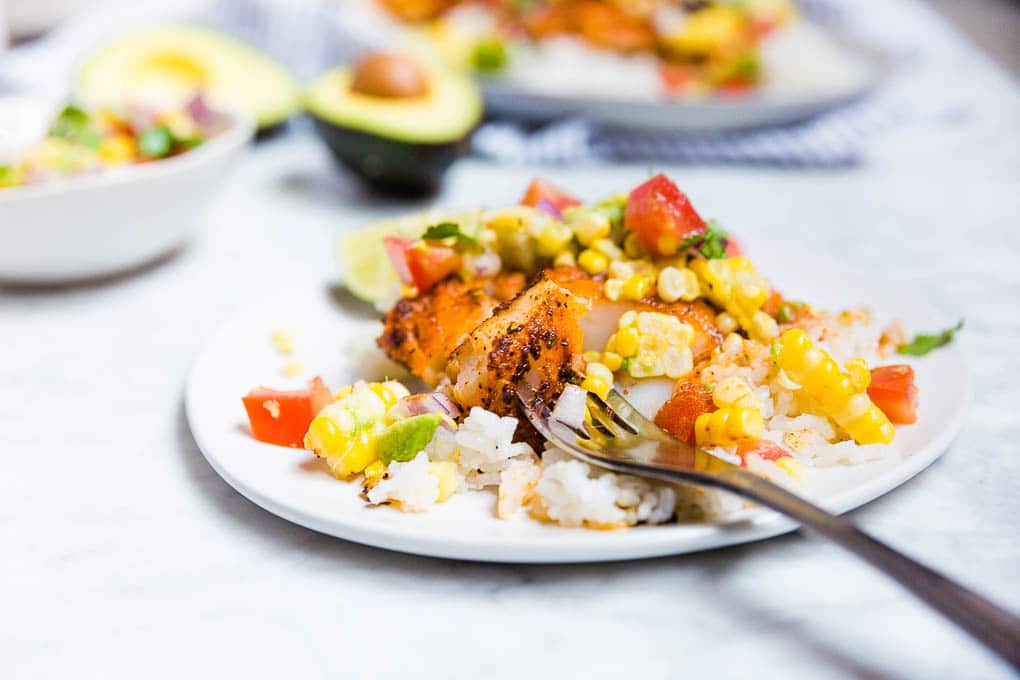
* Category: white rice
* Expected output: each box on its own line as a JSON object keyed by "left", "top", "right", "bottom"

{"left": 455, "top": 407, "right": 536, "bottom": 489}
{"left": 367, "top": 453, "right": 439, "bottom": 512}
{"left": 531, "top": 446, "right": 678, "bottom": 528}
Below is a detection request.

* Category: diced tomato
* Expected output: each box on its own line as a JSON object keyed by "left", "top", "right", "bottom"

{"left": 383, "top": 236, "right": 414, "bottom": 285}
{"left": 725, "top": 237, "right": 742, "bottom": 257}
{"left": 242, "top": 377, "right": 334, "bottom": 448}
{"left": 762, "top": 290, "right": 782, "bottom": 318}
{"left": 717, "top": 81, "right": 753, "bottom": 97}
{"left": 750, "top": 18, "right": 777, "bottom": 38}
{"left": 868, "top": 365, "right": 919, "bottom": 425}
{"left": 654, "top": 381, "right": 716, "bottom": 445}
{"left": 520, "top": 178, "right": 581, "bottom": 212}
{"left": 624, "top": 174, "right": 707, "bottom": 257}
{"left": 405, "top": 243, "right": 461, "bottom": 293}
{"left": 736, "top": 439, "right": 788, "bottom": 466}
{"left": 383, "top": 237, "right": 462, "bottom": 293}
{"left": 658, "top": 62, "right": 698, "bottom": 93}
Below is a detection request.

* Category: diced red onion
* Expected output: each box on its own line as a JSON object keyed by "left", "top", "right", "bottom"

{"left": 186, "top": 92, "right": 214, "bottom": 124}
{"left": 534, "top": 198, "right": 564, "bottom": 221}
{"left": 551, "top": 384, "right": 587, "bottom": 431}
{"left": 186, "top": 91, "right": 230, "bottom": 134}
{"left": 469, "top": 252, "right": 502, "bottom": 278}
{"left": 393, "top": 392, "right": 463, "bottom": 421}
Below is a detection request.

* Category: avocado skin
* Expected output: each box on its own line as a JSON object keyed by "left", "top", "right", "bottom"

{"left": 311, "top": 116, "right": 470, "bottom": 196}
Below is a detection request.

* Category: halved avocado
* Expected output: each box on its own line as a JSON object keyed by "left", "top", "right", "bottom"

{"left": 305, "top": 54, "right": 482, "bottom": 196}
{"left": 76, "top": 24, "right": 301, "bottom": 130}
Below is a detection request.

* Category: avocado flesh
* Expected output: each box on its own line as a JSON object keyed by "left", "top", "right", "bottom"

{"left": 76, "top": 24, "right": 301, "bottom": 129}
{"left": 306, "top": 66, "right": 481, "bottom": 195}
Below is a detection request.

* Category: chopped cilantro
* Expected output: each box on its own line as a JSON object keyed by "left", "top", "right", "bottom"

{"left": 898, "top": 320, "right": 964, "bottom": 356}
{"left": 422, "top": 222, "right": 481, "bottom": 251}
{"left": 48, "top": 105, "right": 103, "bottom": 149}
{"left": 680, "top": 219, "right": 729, "bottom": 259}
{"left": 594, "top": 193, "right": 627, "bottom": 231}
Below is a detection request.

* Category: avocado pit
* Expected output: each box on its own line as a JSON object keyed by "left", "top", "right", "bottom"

{"left": 350, "top": 52, "right": 430, "bottom": 99}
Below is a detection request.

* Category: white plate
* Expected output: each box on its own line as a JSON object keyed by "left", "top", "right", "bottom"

{"left": 185, "top": 244, "right": 969, "bottom": 563}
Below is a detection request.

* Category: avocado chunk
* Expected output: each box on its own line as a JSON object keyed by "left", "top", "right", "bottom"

{"left": 306, "top": 53, "right": 482, "bottom": 196}
{"left": 76, "top": 24, "right": 301, "bottom": 130}
{"left": 376, "top": 414, "right": 442, "bottom": 464}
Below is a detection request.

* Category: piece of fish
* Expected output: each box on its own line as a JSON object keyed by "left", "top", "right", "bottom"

{"left": 446, "top": 275, "right": 586, "bottom": 448}
{"left": 544, "top": 267, "right": 722, "bottom": 360}
{"left": 378, "top": 272, "right": 526, "bottom": 385}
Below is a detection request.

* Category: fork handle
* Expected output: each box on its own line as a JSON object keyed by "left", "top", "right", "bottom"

{"left": 715, "top": 467, "right": 1020, "bottom": 668}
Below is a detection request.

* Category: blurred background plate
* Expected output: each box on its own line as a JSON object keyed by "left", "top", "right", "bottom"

{"left": 481, "top": 39, "right": 886, "bottom": 133}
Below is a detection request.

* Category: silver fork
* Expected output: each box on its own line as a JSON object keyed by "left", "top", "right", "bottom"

{"left": 515, "top": 383, "right": 1020, "bottom": 668}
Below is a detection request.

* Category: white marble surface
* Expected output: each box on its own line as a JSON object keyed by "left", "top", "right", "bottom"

{"left": 4, "top": 49, "right": 1020, "bottom": 680}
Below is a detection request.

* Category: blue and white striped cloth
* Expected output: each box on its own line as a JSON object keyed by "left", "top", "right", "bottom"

{"left": 0, "top": 0, "right": 982, "bottom": 167}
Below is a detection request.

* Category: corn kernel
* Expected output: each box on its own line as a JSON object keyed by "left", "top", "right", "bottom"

{"left": 363, "top": 460, "right": 387, "bottom": 487}
{"left": 262, "top": 399, "right": 281, "bottom": 419}
{"left": 271, "top": 328, "right": 295, "bottom": 355}
{"left": 628, "top": 351, "right": 665, "bottom": 378}
{"left": 656, "top": 266, "right": 700, "bottom": 303}
{"left": 97, "top": 134, "right": 137, "bottom": 165}
{"left": 281, "top": 359, "right": 305, "bottom": 377}
{"left": 712, "top": 376, "right": 758, "bottom": 409}
{"left": 621, "top": 275, "right": 651, "bottom": 301}
{"left": 592, "top": 238, "right": 624, "bottom": 261}
{"left": 662, "top": 346, "right": 694, "bottom": 379}
{"left": 601, "top": 351, "right": 623, "bottom": 372}
{"left": 369, "top": 383, "right": 398, "bottom": 409}
{"left": 623, "top": 232, "right": 645, "bottom": 258}
{"left": 553, "top": 250, "right": 577, "bottom": 268}
{"left": 586, "top": 361, "right": 614, "bottom": 384}
{"left": 581, "top": 375, "right": 611, "bottom": 400}
{"left": 775, "top": 456, "right": 802, "bottom": 478}
{"left": 608, "top": 260, "right": 635, "bottom": 280}
{"left": 578, "top": 249, "right": 609, "bottom": 275}
{"left": 694, "top": 407, "right": 764, "bottom": 446}
{"left": 583, "top": 350, "right": 602, "bottom": 362}
{"left": 429, "top": 461, "right": 458, "bottom": 502}
{"left": 614, "top": 326, "right": 641, "bottom": 357}
{"left": 569, "top": 208, "right": 611, "bottom": 245}
{"left": 603, "top": 278, "right": 623, "bottom": 301}
{"left": 716, "top": 312, "right": 739, "bottom": 335}
{"left": 750, "top": 310, "right": 779, "bottom": 340}
{"left": 400, "top": 284, "right": 419, "bottom": 298}
{"left": 536, "top": 222, "right": 574, "bottom": 257}
{"left": 846, "top": 358, "right": 871, "bottom": 392}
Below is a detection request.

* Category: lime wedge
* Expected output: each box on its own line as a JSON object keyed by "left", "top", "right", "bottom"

{"left": 336, "top": 209, "right": 481, "bottom": 306}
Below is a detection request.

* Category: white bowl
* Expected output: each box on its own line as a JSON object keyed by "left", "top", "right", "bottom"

{"left": 0, "top": 100, "right": 254, "bottom": 283}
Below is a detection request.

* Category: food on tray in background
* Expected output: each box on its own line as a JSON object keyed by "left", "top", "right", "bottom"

{"left": 306, "top": 50, "right": 481, "bottom": 195}
{"left": 378, "top": 0, "right": 803, "bottom": 98}
{"left": 242, "top": 174, "right": 961, "bottom": 529}
{"left": 0, "top": 97, "right": 228, "bottom": 189}
{"left": 76, "top": 25, "right": 300, "bottom": 131}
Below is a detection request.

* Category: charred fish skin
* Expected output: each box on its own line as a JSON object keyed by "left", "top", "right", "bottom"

{"left": 447, "top": 278, "right": 586, "bottom": 448}
{"left": 377, "top": 272, "right": 526, "bottom": 385}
